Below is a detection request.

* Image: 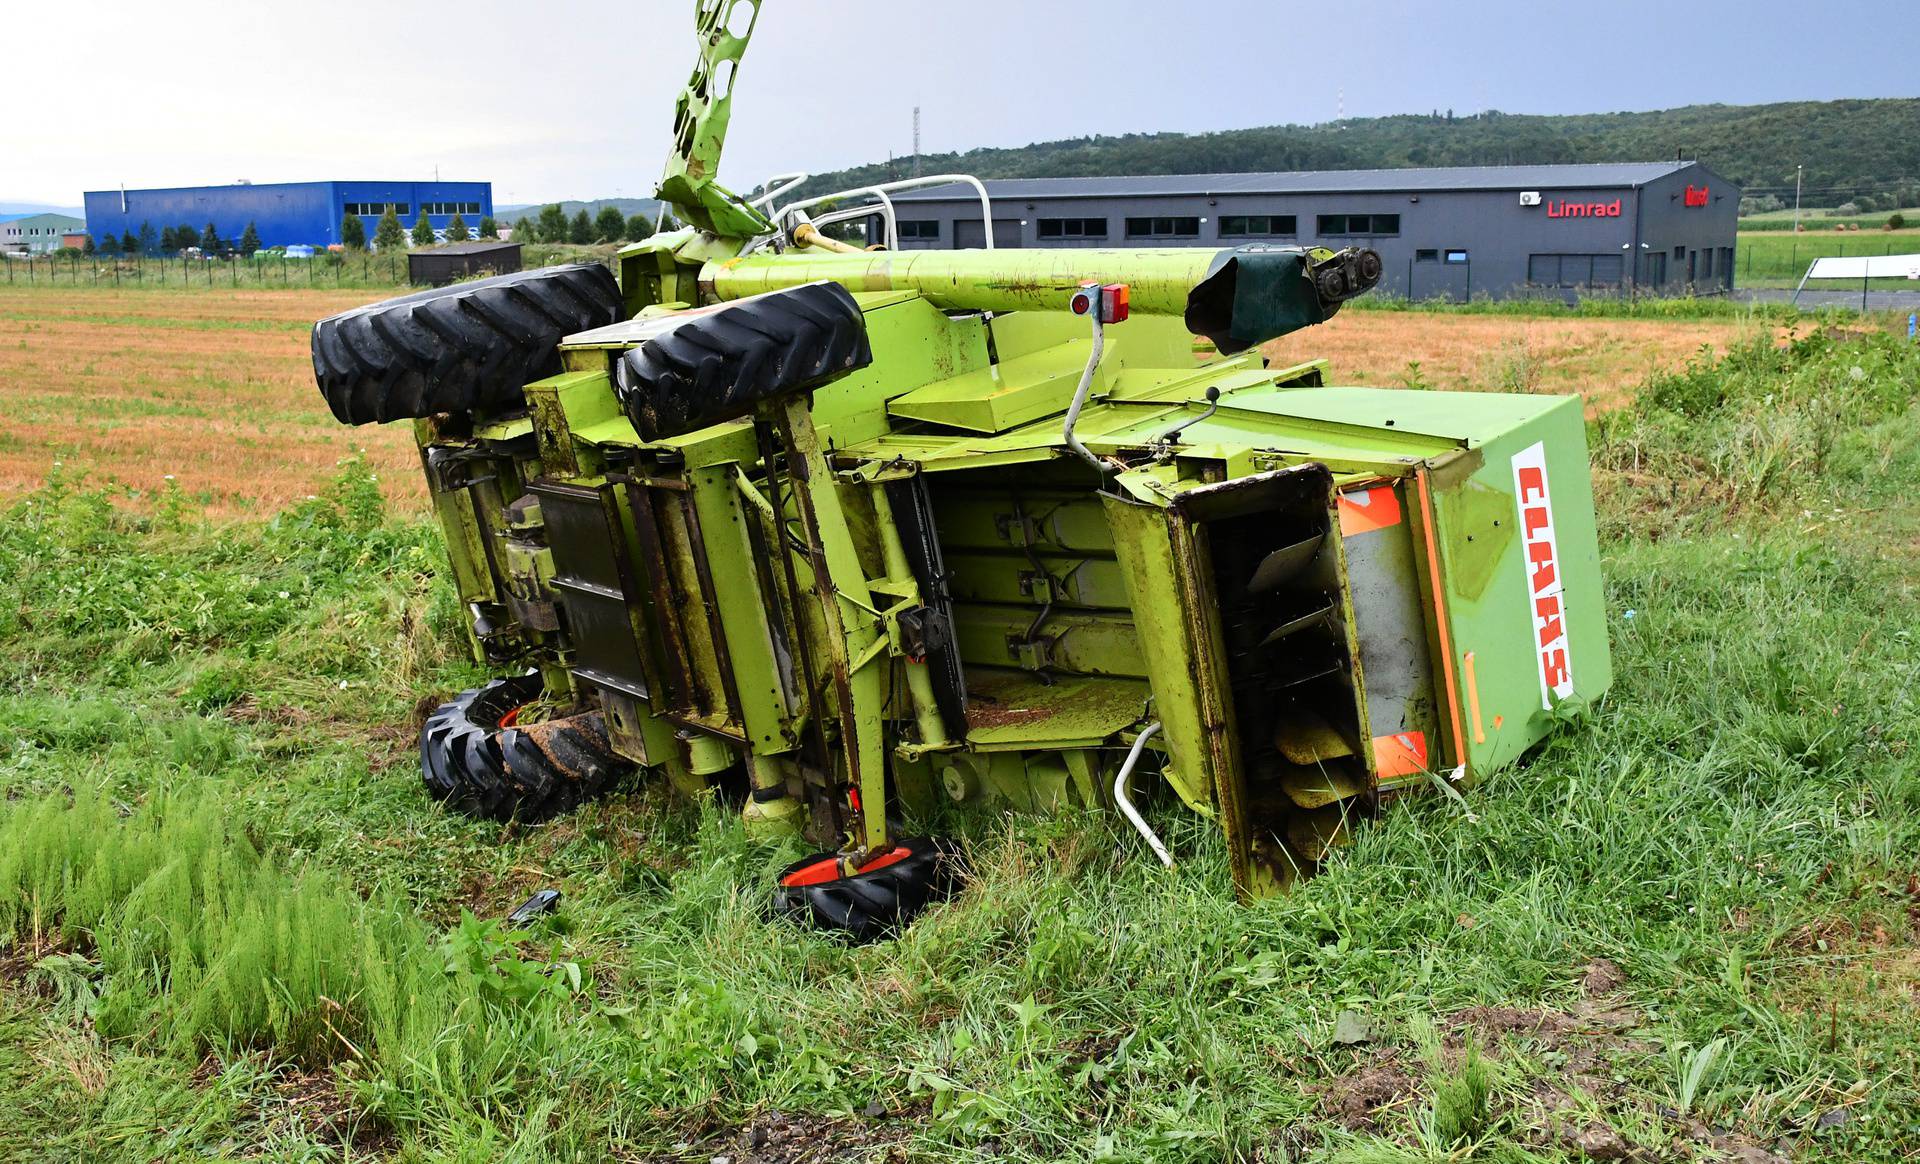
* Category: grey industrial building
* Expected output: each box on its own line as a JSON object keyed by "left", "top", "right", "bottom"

{"left": 885, "top": 161, "right": 1737, "bottom": 299}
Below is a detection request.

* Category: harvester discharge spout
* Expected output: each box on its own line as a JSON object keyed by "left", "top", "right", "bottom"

{"left": 702, "top": 243, "right": 1382, "bottom": 353}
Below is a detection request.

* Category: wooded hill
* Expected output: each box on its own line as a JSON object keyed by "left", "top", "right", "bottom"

{"left": 781, "top": 99, "right": 1920, "bottom": 206}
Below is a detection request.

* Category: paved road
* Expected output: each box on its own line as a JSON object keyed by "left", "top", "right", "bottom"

{"left": 1735, "top": 288, "right": 1920, "bottom": 312}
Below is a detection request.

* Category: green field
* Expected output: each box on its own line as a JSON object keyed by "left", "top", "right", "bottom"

{"left": 1739, "top": 208, "right": 1912, "bottom": 232}
{"left": 1734, "top": 228, "right": 1920, "bottom": 290}
{"left": 1, "top": 313, "right": 1918, "bottom": 1162}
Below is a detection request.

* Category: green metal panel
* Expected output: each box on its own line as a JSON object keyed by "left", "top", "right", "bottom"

{"left": 688, "top": 463, "right": 797, "bottom": 754}
{"left": 1423, "top": 396, "right": 1612, "bottom": 775}
{"left": 961, "top": 671, "right": 1150, "bottom": 752}
{"left": 1099, "top": 492, "right": 1219, "bottom": 814}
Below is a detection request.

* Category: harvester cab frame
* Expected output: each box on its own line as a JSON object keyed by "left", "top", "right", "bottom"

{"left": 309, "top": 0, "right": 1611, "bottom": 938}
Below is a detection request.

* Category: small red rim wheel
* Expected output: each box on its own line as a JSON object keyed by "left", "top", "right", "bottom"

{"left": 771, "top": 837, "right": 964, "bottom": 943}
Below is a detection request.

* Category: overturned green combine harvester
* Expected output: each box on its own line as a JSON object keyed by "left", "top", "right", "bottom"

{"left": 310, "top": 0, "right": 1610, "bottom": 938}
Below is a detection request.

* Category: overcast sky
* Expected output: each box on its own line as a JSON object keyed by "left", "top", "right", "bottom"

{"left": 7, "top": 0, "right": 1915, "bottom": 208}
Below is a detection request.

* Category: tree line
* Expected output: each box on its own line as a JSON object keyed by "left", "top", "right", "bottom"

{"left": 89, "top": 220, "right": 267, "bottom": 258}
{"left": 508, "top": 204, "right": 678, "bottom": 246}
{"left": 338, "top": 207, "right": 500, "bottom": 252}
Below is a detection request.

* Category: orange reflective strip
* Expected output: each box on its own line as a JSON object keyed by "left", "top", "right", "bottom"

{"left": 1415, "top": 467, "right": 1469, "bottom": 772}
{"left": 1464, "top": 651, "right": 1486, "bottom": 745}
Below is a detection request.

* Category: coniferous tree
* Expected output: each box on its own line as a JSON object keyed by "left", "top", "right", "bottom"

{"left": 240, "top": 222, "right": 262, "bottom": 256}
{"left": 594, "top": 205, "right": 627, "bottom": 243}
{"left": 373, "top": 207, "right": 406, "bottom": 251}
{"left": 411, "top": 211, "right": 437, "bottom": 247}
{"left": 446, "top": 213, "right": 470, "bottom": 242}
{"left": 511, "top": 217, "right": 533, "bottom": 240}
{"left": 536, "top": 203, "right": 569, "bottom": 243}
{"left": 176, "top": 223, "right": 200, "bottom": 251}
{"left": 100, "top": 234, "right": 120, "bottom": 256}
{"left": 340, "top": 213, "right": 366, "bottom": 249}
{"left": 137, "top": 222, "right": 156, "bottom": 255}
{"left": 121, "top": 230, "right": 138, "bottom": 255}
{"left": 82, "top": 235, "right": 96, "bottom": 255}
{"left": 569, "top": 210, "right": 594, "bottom": 244}
{"left": 202, "top": 223, "right": 222, "bottom": 254}
{"left": 478, "top": 215, "right": 498, "bottom": 239}
{"left": 160, "top": 225, "right": 179, "bottom": 254}
{"left": 625, "top": 213, "right": 654, "bottom": 241}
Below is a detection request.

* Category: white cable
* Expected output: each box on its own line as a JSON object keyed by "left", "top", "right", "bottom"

{"left": 1061, "top": 312, "right": 1106, "bottom": 476}
{"left": 1113, "top": 722, "right": 1173, "bottom": 867}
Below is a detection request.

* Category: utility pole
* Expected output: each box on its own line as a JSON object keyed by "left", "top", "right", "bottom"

{"left": 912, "top": 106, "right": 922, "bottom": 178}
{"left": 1792, "top": 165, "right": 1803, "bottom": 232}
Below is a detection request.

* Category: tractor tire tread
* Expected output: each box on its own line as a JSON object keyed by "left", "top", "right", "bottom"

{"left": 312, "top": 263, "right": 623, "bottom": 425}
{"left": 416, "top": 675, "right": 633, "bottom": 824}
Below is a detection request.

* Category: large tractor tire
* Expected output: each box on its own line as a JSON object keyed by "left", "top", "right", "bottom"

{"left": 615, "top": 281, "right": 871, "bottom": 440}
{"left": 311, "top": 263, "right": 624, "bottom": 426}
{"left": 770, "top": 838, "right": 965, "bottom": 943}
{"left": 419, "top": 674, "right": 633, "bottom": 823}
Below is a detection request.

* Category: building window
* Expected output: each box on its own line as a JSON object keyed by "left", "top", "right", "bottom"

{"left": 1317, "top": 213, "right": 1400, "bottom": 236}
{"left": 898, "top": 220, "right": 940, "bottom": 240}
{"left": 1672, "top": 245, "right": 1685, "bottom": 260}
{"left": 1444, "top": 250, "right": 1469, "bottom": 264}
{"left": 1219, "top": 214, "right": 1296, "bottom": 238}
{"left": 1125, "top": 216, "right": 1201, "bottom": 239}
{"left": 1699, "top": 249, "right": 1714, "bottom": 279}
{"left": 344, "top": 201, "right": 413, "bottom": 217}
{"left": 1415, "top": 249, "right": 1438, "bottom": 262}
{"left": 1036, "top": 217, "right": 1108, "bottom": 240}
{"left": 1528, "top": 253, "right": 1622, "bottom": 287}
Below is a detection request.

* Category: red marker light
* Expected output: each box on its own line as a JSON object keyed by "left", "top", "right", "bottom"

{"left": 1101, "top": 283, "right": 1130, "bottom": 323}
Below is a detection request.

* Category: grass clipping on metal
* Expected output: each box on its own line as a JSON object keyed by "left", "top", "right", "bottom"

{"left": 0, "top": 321, "right": 1917, "bottom": 1161}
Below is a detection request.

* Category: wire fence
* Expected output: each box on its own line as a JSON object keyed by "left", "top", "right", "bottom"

{"left": 1, "top": 252, "right": 415, "bottom": 291}
{"left": 1735, "top": 237, "right": 1920, "bottom": 289}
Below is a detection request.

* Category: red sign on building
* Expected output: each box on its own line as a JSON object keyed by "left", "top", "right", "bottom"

{"left": 1545, "top": 198, "right": 1622, "bottom": 219}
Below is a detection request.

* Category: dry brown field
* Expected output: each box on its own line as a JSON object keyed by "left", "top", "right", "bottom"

{"left": 0, "top": 286, "right": 1754, "bottom": 516}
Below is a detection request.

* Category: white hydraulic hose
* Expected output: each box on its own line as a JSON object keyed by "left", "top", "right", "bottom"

{"left": 1062, "top": 313, "right": 1106, "bottom": 476}
{"left": 1113, "top": 722, "right": 1173, "bottom": 867}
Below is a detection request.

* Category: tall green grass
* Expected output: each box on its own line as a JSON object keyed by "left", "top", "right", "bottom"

{"left": 0, "top": 327, "right": 1917, "bottom": 1160}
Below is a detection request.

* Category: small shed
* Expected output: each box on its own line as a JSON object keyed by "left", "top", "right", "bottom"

{"left": 408, "top": 241, "right": 522, "bottom": 286}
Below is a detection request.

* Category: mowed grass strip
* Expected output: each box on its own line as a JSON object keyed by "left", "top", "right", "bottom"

{"left": 1, "top": 285, "right": 1786, "bottom": 518}
{"left": 0, "top": 287, "right": 418, "bottom": 516}
{"left": 1268, "top": 311, "right": 1756, "bottom": 411}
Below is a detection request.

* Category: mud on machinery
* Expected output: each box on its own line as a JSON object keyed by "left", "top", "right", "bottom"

{"left": 310, "top": 0, "right": 1611, "bottom": 939}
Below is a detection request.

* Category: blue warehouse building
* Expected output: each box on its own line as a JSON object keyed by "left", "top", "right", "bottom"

{"left": 81, "top": 180, "right": 494, "bottom": 249}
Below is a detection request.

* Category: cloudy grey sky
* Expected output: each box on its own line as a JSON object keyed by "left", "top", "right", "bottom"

{"left": 7, "top": 0, "right": 1915, "bottom": 207}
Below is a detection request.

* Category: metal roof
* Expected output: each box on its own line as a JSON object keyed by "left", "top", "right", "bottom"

{"left": 889, "top": 161, "right": 1698, "bottom": 202}
{"left": 420, "top": 241, "right": 520, "bottom": 255}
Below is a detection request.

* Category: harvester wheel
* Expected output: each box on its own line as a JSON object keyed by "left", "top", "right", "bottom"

{"left": 418, "top": 675, "right": 633, "bottom": 823}
{"left": 311, "top": 263, "right": 624, "bottom": 425}
{"left": 770, "top": 838, "right": 965, "bottom": 942}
